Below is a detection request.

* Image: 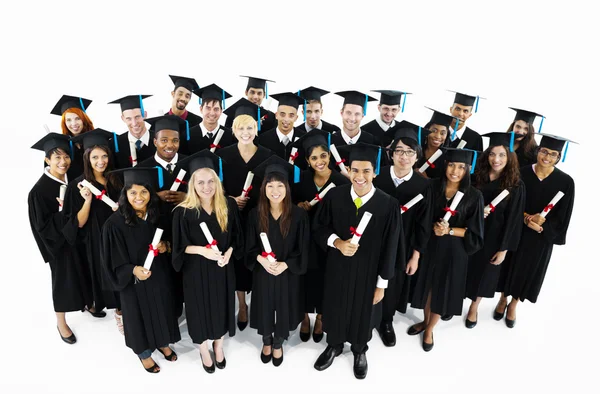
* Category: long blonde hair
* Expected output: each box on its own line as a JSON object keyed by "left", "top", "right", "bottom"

{"left": 176, "top": 168, "right": 229, "bottom": 232}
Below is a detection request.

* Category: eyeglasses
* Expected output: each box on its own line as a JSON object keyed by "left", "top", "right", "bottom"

{"left": 393, "top": 150, "right": 416, "bottom": 157}
{"left": 539, "top": 149, "right": 559, "bottom": 158}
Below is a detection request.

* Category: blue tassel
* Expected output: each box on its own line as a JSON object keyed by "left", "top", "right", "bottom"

{"left": 509, "top": 132, "right": 515, "bottom": 152}
{"left": 139, "top": 95, "right": 145, "bottom": 117}
{"left": 79, "top": 97, "right": 86, "bottom": 112}
{"left": 539, "top": 116, "right": 545, "bottom": 133}
{"left": 401, "top": 93, "right": 407, "bottom": 113}
{"left": 470, "top": 151, "right": 477, "bottom": 174}
{"left": 363, "top": 94, "right": 367, "bottom": 116}
{"left": 218, "top": 157, "right": 224, "bottom": 181}
{"left": 294, "top": 166, "right": 300, "bottom": 183}
{"left": 257, "top": 107, "right": 261, "bottom": 132}
{"left": 185, "top": 120, "right": 190, "bottom": 141}
{"left": 418, "top": 126, "right": 422, "bottom": 145}
{"left": 475, "top": 95, "right": 480, "bottom": 113}
{"left": 562, "top": 141, "right": 569, "bottom": 163}
{"left": 113, "top": 132, "right": 119, "bottom": 153}
{"left": 375, "top": 147, "right": 381, "bottom": 175}
{"left": 69, "top": 140, "right": 74, "bottom": 159}
{"left": 222, "top": 90, "right": 226, "bottom": 109}
{"left": 327, "top": 133, "right": 331, "bottom": 148}
{"left": 451, "top": 120, "right": 458, "bottom": 141}
{"left": 265, "top": 82, "right": 268, "bottom": 99}
{"left": 155, "top": 166, "right": 164, "bottom": 189}
{"left": 199, "top": 97, "right": 202, "bottom": 105}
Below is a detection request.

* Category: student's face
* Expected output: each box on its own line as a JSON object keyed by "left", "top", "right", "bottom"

{"left": 446, "top": 161, "right": 467, "bottom": 183}
{"left": 427, "top": 125, "right": 447, "bottom": 149}
{"left": 154, "top": 129, "right": 180, "bottom": 162}
{"left": 64, "top": 112, "right": 84, "bottom": 136}
{"left": 193, "top": 168, "right": 216, "bottom": 201}
{"left": 45, "top": 149, "right": 71, "bottom": 175}
{"left": 378, "top": 104, "right": 400, "bottom": 124}
{"left": 537, "top": 147, "right": 560, "bottom": 168}
{"left": 276, "top": 105, "right": 298, "bottom": 133}
{"left": 89, "top": 147, "right": 109, "bottom": 174}
{"left": 171, "top": 87, "right": 192, "bottom": 111}
{"left": 305, "top": 102, "right": 322, "bottom": 128}
{"left": 233, "top": 122, "right": 257, "bottom": 145}
{"left": 449, "top": 103, "right": 472, "bottom": 129}
{"left": 392, "top": 140, "right": 417, "bottom": 170}
{"left": 350, "top": 160, "right": 375, "bottom": 195}
{"left": 246, "top": 88, "right": 265, "bottom": 105}
{"left": 200, "top": 101, "right": 222, "bottom": 128}
{"left": 121, "top": 108, "right": 147, "bottom": 139}
{"left": 127, "top": 184, "right": 150, "bottom": 211}
{"left": 341, "top": 104, "right": 364, "bottom": 134}
{"left": 488, "top": 145, "right": 508, "bottom": 173}
{"left": 512, "top": 120, "right": 530, "bottom": 140}
{"left": 307, "top": 146, "right": 330, "bottom": 173}
{"left": 266, "top": 180, "right": 287, "bottom": 204}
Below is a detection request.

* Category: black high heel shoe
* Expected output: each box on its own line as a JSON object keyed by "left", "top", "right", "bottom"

{"left": 422, "top": 332, "right": 434, "bottom": 352}
{"left": 237, "top": 308, "right": 248, "bottom": 331}
{"left": 407, "top": 323, "right": 425, "bottom": 336}
{"left": 493, "top": 303, "right": 508, "bottom": 321}
{"left": 200, "top": 352, "right": 215, "bottom": 374}
{"left": 57, "top": 326, "right": 76, "bottom": 345}
{"left": 212, "top": 342, "right": 226, "bottom": 369}
{"left": 158, "top": 347, "right": 178, "bottom": 362}
{"left": 313, "top": 316, "right": 324, "bottom": 343}
{"left": 465, "top": 313, "right": 478, "bottom": 329}
{"left": 84, "top": 306, "right": 107, "bottom": 318}
{"left": 299, "top": 317, "right": 311, "bottom": 342}
{"left": 260, "top": 346, "right": 272, "bottom": 364}
{"left": 140, "top": 358, "right": 160, "bottom": 373}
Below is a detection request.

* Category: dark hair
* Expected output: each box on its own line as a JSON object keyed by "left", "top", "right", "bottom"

{"left": 257, "top": 172, "right": 293, "bottom": 238}
{"left": 437, "top": 161, "right": 471, "bottom": 204}
{"left": 534, "top": 146, "right": 561, "bottom": 165}
{"left": 201, "top": 98, "right": 222, "bottom": 110}
{"left": 45, "top": 147, "right": 70, "bottom": 160}
{"left": 390, "top": 137, "right": 423, "bottom": 162}
{"left": 474, "top": 145, "right": 521, "bottom": 190}
{"left": 118, "top": 183, "right": 160, "bottom": 226}
{"left": 82, "top": 145, "right": 122, "bottom": 190}
{"left": 305, "top": 144, "right": 329, "bottom": 159}
{"left": 306, "top": 99, "right": 322, "bottom": 106}
{"left": 506, "top": 121, "right": 537, "bottom": 160}
{"left": 422, "top": 121, "right": 451, "bottom": 150}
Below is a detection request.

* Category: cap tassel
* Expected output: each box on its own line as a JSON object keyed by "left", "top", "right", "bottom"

{"left": 363, "top": 94, "right": 368, "bottom": 116}
{"left": 376, "top": 147, "right": 381, "bottom": 175}
{"left": 294, "top": 165, "right": 300, "bottom": 183}
{"left": 509, "top": 132, "right": 515, "bottom": 153}
{"left": 218, "top": 157, "right": 224, "bottom": 181}
{"left": 474, "top": 96, "right": 480, "bottom": 113}
{"left": 304, "top": 99, "right": 307, "bottom": 122}
{"left": 418, "top": 126, "right": 422, "bottom": 145}
{"left": 401, "top": 93, "right": 407, "bottom": 113}
{"left": 69, "top": 140, "right": 74, "bottom": 159}
{"left": 538, "top": 116, "right": 545, "bottom": 133}
{"left": 155, "top": 166, "right": 164, "bottom": 189}
{"left": 265, "top": 82, "right": 268, "bottom": 99}
{"left": 222, "top": 90, "right": 226, "bottom": 110}
{"left": 199, "top": 97, "right": 202, "bottom": 105}
{"left": 470, "top": 151, "right": 478, "bottom": 174}
{"left": 257, "top": 107, "right": 261, "bottom": 132}
{"left": 327, "top": 133, "right": 331, "bottom": 148}
{"left": 79, "top": 97, "right": 86, "bottom": 113}
{"left": 561, "top": 141, "right": 569, "bottom": 163}
{"left": 185, "top": 120, "right": 190, "bottom": 141}
{"left": 451, "top": 119, "right": 459, "bottom": 141}
{"left": 139, "top": 95, "right": 145, "bottom": 117}
{"left": 113, "top": 132, "right": 120, "bottom": 153}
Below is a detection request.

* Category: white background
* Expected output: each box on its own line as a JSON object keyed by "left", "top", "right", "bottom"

{"left": 1, "top": 1, "right": 598, "bottom": 393}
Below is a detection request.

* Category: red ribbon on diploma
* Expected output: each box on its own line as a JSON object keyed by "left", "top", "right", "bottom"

{"left": 350, "top": 226, "right": 362, "bottom": 237}
{"left": 289, "top": 152, "right": 298, "bottom": 161}
{"left": 543, "top": 204, "right": 554, "bottom": 212}
{"left": 261, "top": 251, "right": 276, "bottom": 259}
{"left": 175, "top": 178, "right": 187, "bottom": 185}
{"left": 129, "top": 156, "right": 136, "bottom": 164}
{"left": 400, "top": 205, "right": 408, "bottom": 212}
{"left": 315, "top": 194, "right": 322, "bottom": 202}
{"left": 96, "top": 190, "right": 106, "bottom": 200}
{"left": 426, "top": 160, "right": 435, "bottom": 169}
{"left": 489, "top": 203, "right": 496, "bottom": 212}
{"left": 336, "top": 158, "right": 346, "bottom": 166}
{"left": 148, "top": 244, "right": 158, "bottom": 256}
{"left": 243, "top": 185, "right": 253, "bottom": 197}
{"left": 443, "top": 207, "right": 457, "bottom": 216}
{"left": 205, "top": 239, "right": 218, "bottom": 248}
{"left": 210, "top": 143, "right": 221, "bottom": 149}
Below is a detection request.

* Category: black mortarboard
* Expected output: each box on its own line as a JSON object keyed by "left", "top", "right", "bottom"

{"left": 71, "top": 128, "right": 113, "bottom": 151}
{"left": 51, "top": 95, "right": 92, "bottom": 116}
{"left": 335, "top": 91, "right": 377, "bottom": 114}
{"left": 298, "top": 86, "right": 330, "bottom": 101}
{"left": 109, "top": 166, "right": 163, "bottom": 190}
{"left": 425, "top": 107, "right": 456, "bottom": 128}
{"left": 193, "top": 83, "right": 232, "bottom": 106}
{"left": 372, "top": 90, "right": 411, "bottom": 109}
{"left": 145, "top": 114, "right": 187, "bottom": 134}
{"left": 509, "top": 107, "right": 544, "bottom": 126}
{"left": 108, "top": 95, "right": 152, "bottom": 112}
{"left": 338, "top": 142, "right": 382, "bottom": 175}
{"left": 169, "top": 75, "right": 200, "bottom": 92}
{"left": 448, "top": 90, "right": 485, "bottom": 112}
{"left": 253, "top": 155, "right": 300, "bottom": 184}
{"left": 176, "top": 149, "right": 224, "bottom": 181}
{"left": 290, "top": 129, "right": 331, "bottom": 159}
{"left": 270, "top": 92, "right": 305, "bottom": 109}
{"left": 31, "top": 132, "right": 71, "bottom": 154}
{"left": 482, "top": 132, "right": 517, "bottom": 152}
{"left": 240, "top": 75, "right": 275, "bottom": 97}
{"left": 223, "top": 98, "right": 263, "bottom": 130}
{"left": 442, "top": 147, "right": 481, "bottom": 174}
{"left": 387, "top": 120, "right": 431, "bottom": 146}
{"left": 538, "top": 133, "right": 578, "bottom": 154}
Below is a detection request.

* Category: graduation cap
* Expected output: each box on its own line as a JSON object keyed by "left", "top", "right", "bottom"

{"left": 169, "top": 74, "right": 200, "bottom": 92}
{"left": 223, "top": 98, "right": 264, "bottom": 130}
{"left": 298, "top": 86, "right": 330, "bottom": 101}
{"left": 335, "top": 90, "right": 377, "bottom": 116}
{"left": 509, "top": 107, "right": 545, "bottom": 132}
{"left": 537, "top": 133, "right": 578, "bottom": 163}
{"left": 109, "top": 166, "right": 164, "bottom": 191}
{"left": 386, "top": 120, "right": 430, "bottom": 146}
{"left": 270, "top": 92, "right": 305, "bottom": 109}
{"left": 425, "top": 107, "right": 456, "bottom": 129}
{"left": 145, "top": 114, "right": 188, "bottom": 139}
{"left": 253, "top": 155, "right": 300, "bottom": 184}
{"left": 51, "top": 95, "right": 92, "bottom": 116}
{"left": 372, "top": 90, "right": 411, "bottom": 112}
{"left": 176, "top": 149, "right": 224, "bottom": 181}
{"left": 71, "top": 128, "right": 113, "bottom": 151}
{"left": 108, "top": 95, "right": 152, "bottom": 112}
{"left": 193, "top": 83, "right": 232, "bottom": 107}
{"left": 290, "top": 129, "right": 331, "bottom": 160}
{"left": 338, "top": 142, "right": 382, "bottom": 175}
{"left": 31, "top": 132, "right": 71, "bottom": 155}
{"left": 240, "top": 75, "right": 275, "bottom": 98}
{"left": 482, "top": 132, "right": 517, "bottom": 152}
{"left": 442, "top": 147, "right": 481, "bottom": 174}
{"left": 448, "top": 90, "right": 485, "bottom": 112}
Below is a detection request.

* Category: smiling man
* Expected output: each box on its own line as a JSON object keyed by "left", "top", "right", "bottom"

{"left": 167, "top": 75, "right": 203, "bottom": 127}
{"left": 295, "top": 86, "right": 341, "bottom": 133}
{"left": 361, "top": 90, "right": 410, "bottom": 146}
{"left": 224, "top": 75, "right": 277, "bottom": 132}
{"left": 331, "top": 91, "right": 378, "bottom": 147}
{"left": 447, "top": 90, "right": 484, "bottom": 151}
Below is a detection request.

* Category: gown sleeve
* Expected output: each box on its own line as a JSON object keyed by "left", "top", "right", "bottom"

{"left": 498, "top": 181, "right": 526, "bottom": 251}
{"left": 413, "top": 184, "right": 434, "bottom": 254}
{"left": 228, "top": 197, "right": 245, "bottom": 261}
{"left": 28, "top": 189, "right": 67, "bottom": 260}
{"left": 379, "top": 200, "right": 403, "bottom": 280}
{"left": 312, "top": 192, "right": 335, "bottom": 252}
{"left": 61, "top": 180, "right": 84, "bottom": 246}
{"left": 282, "top": 209, "right": 310, "bottom": 275}
{"left": 171, "top": 207, "right": 191, "bottom": 273}
{"left": 463, "top": 188, "right": 485, "bottom": 255}
{"left": 244, "top": 208, "right": 260, "bottom": 271}
{"left": 541, "top": 177, "right": 575, "bottom": 245}
{"left": 101, "top": 218, "right": 136, "bottom": 291}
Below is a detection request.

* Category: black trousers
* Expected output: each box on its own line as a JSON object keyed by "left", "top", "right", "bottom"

{"left": 262, "top": 334, "right": 284, "bottom": 349}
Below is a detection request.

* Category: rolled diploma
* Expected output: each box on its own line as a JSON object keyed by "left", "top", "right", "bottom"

{"left": 199, "top": 222, "right": 220, "bottom": 252}
{"left": 419, "top": 149, "right": 443, "bottom": 172}
{"left": 58, "top": 185, "right": 67, "bottom": 212}
{"left": 486, "top": 189, "right": 510, "bottom": 214}
{"left": 80, "top": 179, "right": 118, "bottom": 210}
{"left": 43, "top": 124, "right": 51, "bottom": 133}
{"left": 242, "top": 172, "right": 254, "bottom": 197}
{"left": 350, "top": 211, "right": 372, "bottom": 245}
{"left": 170, "top": 169, "right": 187, "bottom": 191}
{"left": 330, "top": 144, "right": 348, "bottom": 175}
{"left": 540, "top": 191, "right": 565, "bottom": 218}
{"left": 401, "top": 193, "right": 424, "bottom": 214}
{"left": 129, "top": 141, "right": 138, "bottom": 167}
{"left": 210, "top": 128, "right": 225, "bottom": 153}
{"left": 143, "top": 228, "right": 163, "bottom": 270}
{"left": 457, "top": 140, "right": 467, "bottom": 149}
{"left": 309, "top": 183, "right": 336, "bottom": 206}
{"left": 443, "top": 191, "right": 464, "bottom": 222}
{"left": 259, "top": 232, "right": 277, "bottom": 263}
{"left": 288, "top": 147, "right": 298, "bottom": 164}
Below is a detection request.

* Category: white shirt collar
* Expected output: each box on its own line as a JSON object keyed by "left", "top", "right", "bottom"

{"left": 351, "top": 183, "right": 376, "bottom": 205}
{"left": 154, "top": 153, "right": 179, "bottom": 170}
{"left": 375, "top": 117, "right": 395, "bottom": 132}
{"left": 390, "top": 167, "right": 413, "bottom": 187}
{"left": 128, "top": 129, "right": 150, "bottom": 147}
{"left": 200, "top": 122, "right": 220, "bottom": 137}
{"left": 305, "top": 120, "right": 323, "bottom": 132}
{"left": 341, "top": 129, "right": 362, "bottom": 145}
{"left": 44, "top": 166, "right": 68, "bottom": 185}
{"left": 276, "top": 127, "right": 294, "bottom": 144}
{"left": 449, "top": 125, "right": 466, "bottom": 141}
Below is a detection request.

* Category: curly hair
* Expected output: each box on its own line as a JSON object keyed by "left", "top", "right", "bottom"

{"left": 474, "top": 145, "right": 521, "bottom": 190}
{"left": 61, "top": 107, "right": 95, "bottom": 136}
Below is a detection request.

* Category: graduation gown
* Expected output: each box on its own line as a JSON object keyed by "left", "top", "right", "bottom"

{"left": 411, "top": 181, "right": 484, "bottom": 316}
{"left": 63, "top": 174, "right": 120, "bottom": 310}
{"left": 245, "top": 206, "right": 310, "bottom": 339}
{"left": 28, "top": 173, "right": 91, "bottom": 312}
{"left": 217, "top": 145, "right": 274, "bottom": 291}
{"left": 330, "top": 130, "right": 376, "bottom": 147}
{"left": 102, "top": 212, "right": 181, "bottom": 355}
{"left": 225, "top": 106, "right": 277, "bottom": 132}
{"left": 179, "top": 124, "right": 236, "bottom": 156}
{"left": 113, "top": 131, "right": 156, "bottom": 169}
{"left": 313, "top": 185, "right": 402, "bottom": 346}
{"left": 466, "top": 179, "right": 525, "bottom": 299}
{"left": 296, "top": 120, "right": 341, "bottom": 134}
{"left": 515, "top": 144, "right": 537, "bottom": 167}
{"left": 172, "top": 198, "right": 243, "bottom": 343}
{"left": 504, "top": 165, "right": 575, "bottom": 303}
{"left": 450, "top": 127, "right": 484, "bottom": 151}
{"left": 373, "top": 167, "right": 433, "bottom": 315}
{"left": 416, "top": 149, "right": 447, "bottom": 179}
{"left": 292, "top": 170, "right": 351, "bottom": 314}
{"left": 360, "top": 119, "right": 389, "bottom": 146}
{"left": 256, "top": 128, "right": 307, "bottom": 161}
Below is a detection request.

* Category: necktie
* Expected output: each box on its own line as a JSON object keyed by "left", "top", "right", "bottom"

{"left": 166, "top": 163, "right": 173, "bottom": 174}
{"left": 282, "top": 136, "right": 290, "bottom": 146}
{"left": 135, "top": 140, "right": 142, "bottom": 150}
{"left": 207, "top": 132, "right": 213, "bottom": 139}
{"left": 354, "top": 197, "right": 362, "bottom": 215}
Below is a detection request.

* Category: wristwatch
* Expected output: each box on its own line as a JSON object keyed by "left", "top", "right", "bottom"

{"left": 448, "top": 227, "right": 454, "bottom": 236}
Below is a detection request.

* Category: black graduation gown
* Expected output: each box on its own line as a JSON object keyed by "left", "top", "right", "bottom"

{"left": 172, "top": 198, "right": 243, "bottom": 343}
{"left": 179, "top": 124, "right": 236, "bottom": 156}
{"left": 102, "top": 213, "right": 181, "bottom": 355}
{"left": 515, "top": 145, "right": 537, "bottom": 168}
{"left": 330, "top": 130, "right": 376, "bottom": 147}
{"left": 28, "top": 173, "right": 91, "bottom": 312}
{"left": 313, "top": 185, "right": 402, "bottom": 346}
{"left": 62, "top": 174, "right": 120, "bottom": 310}
{"left": 466, "top": 179, "right": 525, "bottom": 300}
{"left": 411, "top": 181, "right": 485, "bottom": 316}
{"left": 292, "top": 170, "right": 351, "bottom": 314}
{"left": 245, "top": 206, "right": 310, "bottom": 339}
{"left": 113, "top": 131, "right": 156, "bottom": 169}
{"left": 256, "top": 128, "right": 307, "bottom": 161}
{"left": 373, "top": 167, "right": 433, "bottom": 316}
{"left": 360, "top": 119, "right": 388, "bottom": 146}
{"left": 177, "top": 111, "right": 203, "bottom": 128}
{"left": 296, "top": 120, "right": 341, "bottom": 134}
{"left": 225, "top": 106, "right": 277, "bottom": 132}
{"left": 416, "top": 149, "right": 447, "bottom": 179}
{"left": 450, "top": 128, "right": 484, "bottom": 151}
{"left": 217, "top": 145, "right": 274, "bottom": 291}
{"left": 504, "top": 165, "right": 575, "bottom": 303}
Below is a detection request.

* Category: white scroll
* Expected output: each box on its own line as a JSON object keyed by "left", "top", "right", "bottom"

{"left": 443, "top": 191, "right": 464, "bottom": 222}
{"left": 419, "top": 149, "right": 443, "bottom": 173}
{"left": 143, "top": 228, "right": 163, "bottom": 270}
{"left": 58, "top": 185, "right": 67, "bottom": 212}
{"left": 485, "top": 189, "right": 510, "bottom": 217}
{"left": 129, "top": 141, "right": 138, "bottom": 167}
{"left": 400, "top": 193, "right": 424, "bottom": 214}
{"left": 210, "top": 128, "right": 225, "bottom": 153}
{"left": 309, "top": 183, "right": 336, "bottom": 206}
{"left": 170, "top": 169, "right": 187, "bottom": 191}
{"left": 330, "top": 144, "right": 349, "bottom": 175}
{"left": 242, "top": 172, "right": 254, "bottom": 197}
{"left": 540, "top": 191, "right": 565, "bottom": 218}
{"left": 288, "top": 147, "right": 299, "bottom": 164}
{"left": 259, "top": 232, "right": 277, "bottom": 263}
{"left": 350, "top": 212, "right": 372, "bottom": 245}
{"left": 80, "top": 179, "right": 118, "bottom": 210}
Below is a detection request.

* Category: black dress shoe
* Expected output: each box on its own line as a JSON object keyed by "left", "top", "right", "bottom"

{"left": 377, "top": 322, "right": 396, "bottom": 347}
{"left": 84, "top": 307, "right": 106, "bottom": 318}
{"left": 272, "top": 347, "right": 283, "bottom": 367}
{"left": 505, "top": 317, "right": 516, "bottom": 328}
{"left": 57, "top": 327, "right": 76, "bottom": 344}
{"left": 200, "top": 354, "right": 215, "bottom": 374}
{"left": 465, "top": 313, "right": 478, "bottom": 329}
{"left": 299, "top": 324, "right": 311, "bottom": 342}
{"left": 314, "top": 345, "right": 343, "bottom": 371}
{"left": 260, "top": 346, "right": 272, "bottom": 364}
{"left": 422, "top": 332, "right": 434, "bottom": 352}
{"left": 441, "top": 314, "right": 453, "bottom": 321}
{"left": 313, "top": 331, "right": 324, "bottom": 343}
{"left": 493, "top": 304, "right": 507, "bottom": 321}
{"left": 353, "top": 352, "right": 368, "bottom": 379}
{"left": 407, "top": 323, "right": 425, "bottom": 336}
{"left": 212, "top": 343, "right": 226, "bottom": 369}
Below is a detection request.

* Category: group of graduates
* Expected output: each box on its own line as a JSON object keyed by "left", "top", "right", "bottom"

{"left": 28, "top": 75, "right": 576, "bottom": 379}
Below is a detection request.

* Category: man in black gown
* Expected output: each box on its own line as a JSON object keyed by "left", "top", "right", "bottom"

{"left": 165, "top": 74, "right": 203, "bottom": 127}
{"left": 224, "top": 75, "right": 277, "bottom": 132}
{"left": 447, "top": 90, "right": 484, "bottom": 151}
{"left": 361, "top": 90, "right": 410, "bottom": 146}
{"left": 295, "top": 86, "right": 341, "bottom": 133}
{"left": 330, "top": 91, "right": 378, "bottom": 147}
